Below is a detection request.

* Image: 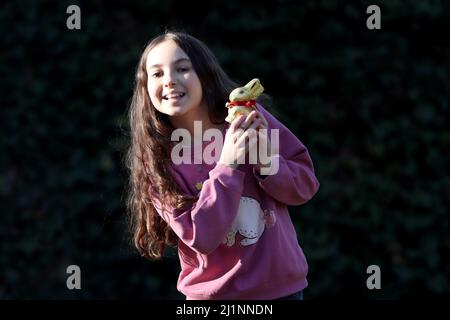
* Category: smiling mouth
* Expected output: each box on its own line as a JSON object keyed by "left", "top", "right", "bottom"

{"left": 162, "top": 93, "right": 186, "bottom": 100}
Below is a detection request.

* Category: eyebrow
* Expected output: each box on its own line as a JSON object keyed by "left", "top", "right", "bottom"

{"left": 148, "top": 58, "right": 191, "bottom": 69}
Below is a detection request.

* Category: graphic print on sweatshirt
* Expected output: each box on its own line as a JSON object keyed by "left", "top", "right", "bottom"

{"left": 222, "top": 196, "right": 276, "bottom": 247}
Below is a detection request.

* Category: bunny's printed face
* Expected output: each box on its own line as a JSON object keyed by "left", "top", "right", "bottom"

{"left": 229, "top": 78, "right": 264, "bottom": 101}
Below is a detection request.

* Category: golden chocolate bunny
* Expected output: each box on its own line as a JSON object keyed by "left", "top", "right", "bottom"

{"left": 225, "top": 78, "right": 264, "bottom": 123}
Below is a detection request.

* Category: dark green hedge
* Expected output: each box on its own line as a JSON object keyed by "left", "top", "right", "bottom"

{"left": 1, "top": 0, "right": 449, "bottom": 299}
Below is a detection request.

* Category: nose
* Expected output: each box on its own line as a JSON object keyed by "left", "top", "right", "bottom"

{"left": 163, "top": 71, "right": 176, "bottom": 88}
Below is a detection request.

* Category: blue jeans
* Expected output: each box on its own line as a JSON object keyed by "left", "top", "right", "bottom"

{"left": 276, "top": 290, "right": 304, "bottom": 300}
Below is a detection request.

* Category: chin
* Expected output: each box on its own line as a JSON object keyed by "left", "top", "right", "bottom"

{"left": 154, "top": 103, "right": 182, "bottom": 115}
{"left": 166, "top": 107, "right": 189, "bottom": 117}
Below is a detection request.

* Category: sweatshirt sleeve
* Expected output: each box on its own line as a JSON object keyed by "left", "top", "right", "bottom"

{"left": 253, "top": 104, "right": 320, "bottom": 206}
{"left": 151, "top": 163, "right": 245, "bottom": 255}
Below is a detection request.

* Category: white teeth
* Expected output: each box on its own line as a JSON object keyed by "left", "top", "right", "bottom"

{"left": 163, "top": 93, "right": 185, "bottom": 100}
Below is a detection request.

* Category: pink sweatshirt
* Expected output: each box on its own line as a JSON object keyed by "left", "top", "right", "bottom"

{"left": 152, "top": 104, "right": 320, "bottom": 300}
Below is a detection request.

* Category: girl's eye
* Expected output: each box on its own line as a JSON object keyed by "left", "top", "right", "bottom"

{"left": 178, "top": 67, "right": 189, "bottom": 72}
{"left": 151, "top": 72, "right": 162, "bottom": 78}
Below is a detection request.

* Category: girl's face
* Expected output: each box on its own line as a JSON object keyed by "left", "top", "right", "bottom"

{"left": 146, "top": 40, "right": 204, "bottom": 119}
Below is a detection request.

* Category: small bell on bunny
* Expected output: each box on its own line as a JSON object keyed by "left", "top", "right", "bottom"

{"left": 225, "top": 78, "right": 264, "bottom": 123}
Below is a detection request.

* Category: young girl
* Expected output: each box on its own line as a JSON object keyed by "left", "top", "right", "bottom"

{"left": 126, "top": 31, "right": 320, "bottom": 300}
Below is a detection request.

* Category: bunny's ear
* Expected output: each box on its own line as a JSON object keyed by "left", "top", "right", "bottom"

{"left": 248, "top": 79, "right": 261, "bottom": 91}
{"left": 250, "top": 78, "right": 260, "bottom": 87}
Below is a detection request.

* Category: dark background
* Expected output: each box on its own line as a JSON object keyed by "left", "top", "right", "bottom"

{"left": 1, "top": 0, "right": 449, "bottom": 299}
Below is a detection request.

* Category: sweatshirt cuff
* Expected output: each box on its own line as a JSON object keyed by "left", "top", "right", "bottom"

{"left": 209, "top": 163, "right": 246, "bottom": 193}
{"left": 253, "top": 155, "right": 283, "bottom": 184}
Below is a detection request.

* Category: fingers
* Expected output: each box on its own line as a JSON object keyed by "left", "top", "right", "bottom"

{"left": 258, "top": 112, "right": 268, "bottom": 128}
{"left": 229, "top": 115, "right": 245, "bottom": 132}
{"left": 240, "top": 110, "right": 268, "bottom": 131}
{"left": 227, "top": 110, "right": 268, "bottom": 153}
{"left": 240, "top": 111, "right": 258, "bottom": 130}
{"left": 222, "top": 110, "right": 270, "bottom": 168}
{"left": 248, "top": 117, "right": 262, "bottom": 131}
{"left": 232, "top": 111, "right": 266, "bottom": 142}
{"left": 236, "top": 126, "right": 258, "bottom": 149}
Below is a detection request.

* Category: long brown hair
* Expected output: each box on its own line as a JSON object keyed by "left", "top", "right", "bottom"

{"left": 126, "top": 31, "right": 238, "bottom": 259}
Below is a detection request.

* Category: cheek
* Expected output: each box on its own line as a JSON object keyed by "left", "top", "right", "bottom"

{"left": 186, "top": 75, "right": 203, "bottom": 98}
{"left": 147, "top": 82, "right": 159, "bottom": 101}
{"left": 147, "top": 81, "right": 154, "bottom": 95}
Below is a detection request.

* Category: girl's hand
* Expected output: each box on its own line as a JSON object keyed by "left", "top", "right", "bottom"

{"left": 218, "top": 113, "right": 259, "bottom": 169}
{"left": 239, "top": 110, "right": 267, "bottom": 132}
{"left": 218, "top": 110, "right": 271, "bottom": 170}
